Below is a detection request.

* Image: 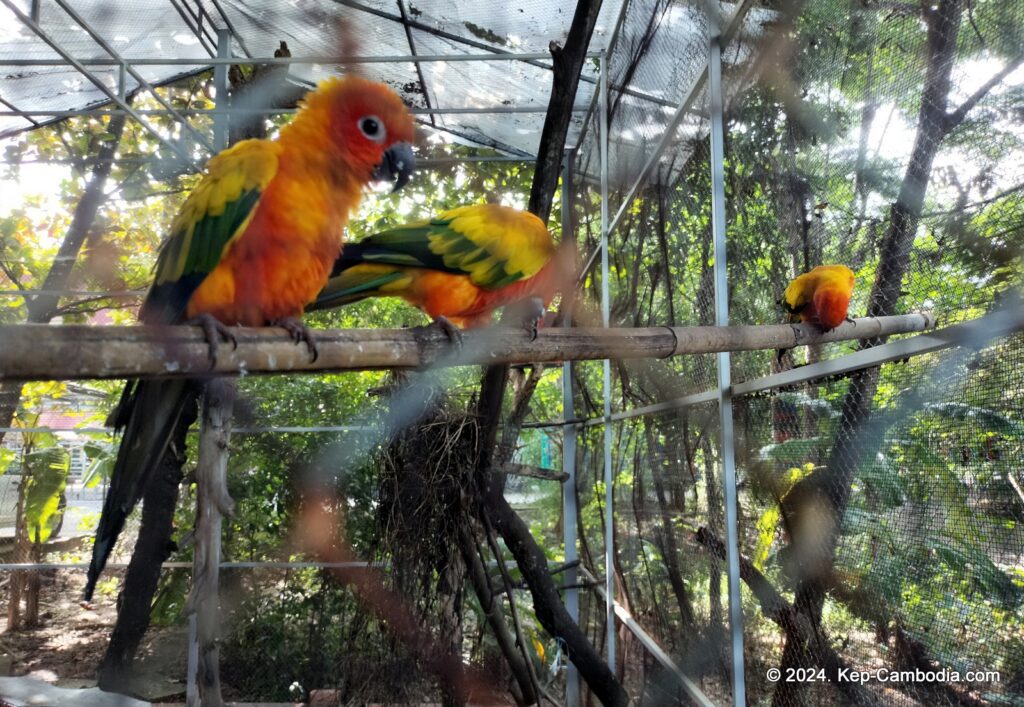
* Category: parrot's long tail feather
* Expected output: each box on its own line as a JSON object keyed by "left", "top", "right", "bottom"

{"left": 84, "top": 378, "right": 198, "bottom": 602}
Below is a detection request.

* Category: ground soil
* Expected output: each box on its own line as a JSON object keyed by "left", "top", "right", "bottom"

{"left": 0, "top": 565, "right": 188, "bottom": 701}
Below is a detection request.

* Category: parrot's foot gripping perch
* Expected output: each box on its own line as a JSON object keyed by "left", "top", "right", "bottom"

{"left": 421, "top": 315, "right": 463, "bottom": 347}
{"left": 187, "top": 313, "right": 238, "bottom": 367}
{"left": 521, "top": 297, "right": 546, "bottom": 341}
{"left": 502, "top": 296, "right": 546, "bottom": 341}
{"left": 271, "top": 317, "right": 319, "bottom": 362}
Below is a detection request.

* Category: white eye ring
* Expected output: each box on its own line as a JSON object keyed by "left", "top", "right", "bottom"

{"left": 358, "top": 115, "right": 386, "bottom": 144}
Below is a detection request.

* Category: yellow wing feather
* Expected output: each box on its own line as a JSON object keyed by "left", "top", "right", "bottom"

{"left": 433, "top": 204, "right": 555, "bottom": 286}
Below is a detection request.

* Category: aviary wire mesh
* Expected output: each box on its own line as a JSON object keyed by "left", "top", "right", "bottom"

{"left": 566, "top": 0, "right": 1023, "bottom": 704}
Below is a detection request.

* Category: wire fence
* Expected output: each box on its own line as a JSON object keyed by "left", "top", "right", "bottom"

{"left": 563, "top": 0, "right": 1024, "bottom": 704}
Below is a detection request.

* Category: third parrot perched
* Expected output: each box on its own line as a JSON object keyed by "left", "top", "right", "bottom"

{"left": 309, "top": 203, "right": 577, "bottom": 337}
{"left": 777, "top": 264, "right": 856, "bottom": 363}
{"left": 781, "top": 264, "right": 856, "bottom": 330}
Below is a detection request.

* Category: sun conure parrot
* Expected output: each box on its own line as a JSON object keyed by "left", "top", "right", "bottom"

{"left": 82, "top": 75, "right": 415, "bottom": 602}
{"left": 777, "top": 264, "right": 856, "bottom": 363}
{"left": 308, "top": 204, "right": 577, "bottom": 338}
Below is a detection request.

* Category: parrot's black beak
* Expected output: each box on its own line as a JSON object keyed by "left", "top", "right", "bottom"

{"left": 373, "top": 142, "right": 415, "bottom": 193}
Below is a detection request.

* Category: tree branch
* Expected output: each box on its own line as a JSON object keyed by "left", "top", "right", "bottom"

{"left": 944, "top": 53, "right": 1024, "bottom": 132}
{"left": 527, "top": 0, "right": 604, "bottom": 223}
{"left": 0, "top": 260, "right": 27, "bottom": 292}
{"left": 694, "top": 528, "right": 881, "bottom": 706}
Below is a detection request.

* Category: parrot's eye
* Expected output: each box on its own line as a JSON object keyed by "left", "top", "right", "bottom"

{"left": 358, "top": 116, "right": 386, "bottom": 143}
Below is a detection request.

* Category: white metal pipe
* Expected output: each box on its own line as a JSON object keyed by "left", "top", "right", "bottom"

{"left": 0, "top": 52, "right": 601, "bottom": 67}
{"left": 561, "top": 151, "right": 581, "bottom": 707}
{"left": 707, "top": 4, "right": 747, "bottom": 702}
{"left": 0, "top": 106, "right": 584, "bottom": 117}
{"left": 212, "top": 28, "right": 230, "bottom": 151}
{"left": 0, "top": 425, "right": 371, "bottom": 435}
{"left": 598, "top": 51, "right": 617, "bottom": 672}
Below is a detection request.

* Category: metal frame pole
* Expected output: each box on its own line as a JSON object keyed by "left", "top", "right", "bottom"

{"left": 187, "top": 28, "right": 230, "bottom": 705}
{"left": 598, "top": 51, "right": 616, "bottom": 672}
{"left": 707, "top": 4, "right": 746, "bottom": 705}
{"left": 213, "top": 29, "right": 231, "bottom": 151}
{"left": 577, "top": 0, "right": 759, "bottom": 282}
{"left": 560, "top": 151, "right": 581, "bottom": 707}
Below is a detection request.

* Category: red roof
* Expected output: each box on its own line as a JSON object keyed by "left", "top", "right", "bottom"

{"left": 36, "top": 410, "right": 87, "bottom": 430}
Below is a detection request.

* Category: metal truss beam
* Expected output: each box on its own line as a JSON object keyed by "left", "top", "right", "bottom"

{"left": 207, "top": 0, "right": 253, "bottom": 58}
{"left": 398, "top": 0, "right": 436, "bottom": 127}
{"left": 0, "top": 52, "right": 601, "bottom": 66}
{"left": 0, "top": 106, "right": 586, "bottom": 117}
{"left": 0, "top": 0, "right": 202, "bottom": 169}
{"left": 168, "top": 0, "right": 217, "bottom": 57}
{"left": 0, "top": 156, "right": 532, "bottom": 169}
{"left": 53, "top": 0, "right": 211, "bottom": 153}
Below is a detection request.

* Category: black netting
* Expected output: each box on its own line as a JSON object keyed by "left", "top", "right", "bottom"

{"left": 566, "top": 0, "right": 1024, "bottom": 704}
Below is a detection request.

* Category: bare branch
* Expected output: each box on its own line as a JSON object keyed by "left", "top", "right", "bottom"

{"left": 944, "top": 54, "right": 1024, "bottom": 132}
{"left": 0, "top": 260, "right": 28, "bottom": 292}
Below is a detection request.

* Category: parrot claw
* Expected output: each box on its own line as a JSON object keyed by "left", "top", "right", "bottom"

{"left": 271, "top": 317, "right": 319, "bottom": 362}
{"left": 845, "top": 316, "right": 856, "bottom": 327}
{"left": 186, "top": 313, "right": 237, "bottom": 367}
{"left": 523, "top": 297, "right": 546, "bottom": 342}
{"left": 428, "top": 315, "right": 463, "bottom": 347}
{"left": 503, "top": 297, "right": 546, "bottom": 341}
{"left": 412, "top": 315, "right": 462, "bottom": 347}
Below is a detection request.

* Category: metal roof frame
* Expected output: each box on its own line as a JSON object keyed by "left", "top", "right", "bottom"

{"left": 0, "top": 0, "right": 204, "bottom": 167}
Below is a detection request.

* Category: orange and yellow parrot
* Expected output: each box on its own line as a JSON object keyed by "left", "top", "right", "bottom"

{"left": 777, "top": 264, "right": 856, "bottom": 362}
{"left": 83, "top": 76, "right": 415, "bottom": 601}
{"left": 309, "top": 204, "right": 576, "bottom": 337}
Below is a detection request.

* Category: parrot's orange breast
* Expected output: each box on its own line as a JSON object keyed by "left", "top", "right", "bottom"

{"left": 783, "top": 264, "right": 855, "bottom": 332}
{"left": 185, "top": 164, "right": 357, "bottom": 326}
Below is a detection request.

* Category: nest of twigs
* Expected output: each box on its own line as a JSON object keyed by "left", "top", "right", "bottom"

{"left": 375, "top": 384, "right": 481, "bottom": 601}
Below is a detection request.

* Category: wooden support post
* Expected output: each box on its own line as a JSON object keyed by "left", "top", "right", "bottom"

{"left": 187, "top": 378, "right": 236, "bottom": 707}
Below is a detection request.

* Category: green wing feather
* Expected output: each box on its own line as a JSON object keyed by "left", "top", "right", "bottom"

{"left": 140, "top": 140, "right": 279, "bottom": 324}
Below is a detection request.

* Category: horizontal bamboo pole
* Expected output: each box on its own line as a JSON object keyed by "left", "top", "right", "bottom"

{"left": 0, "top": 313, "right": 935, "bottom": 382}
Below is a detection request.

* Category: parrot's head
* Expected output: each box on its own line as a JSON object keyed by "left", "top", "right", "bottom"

{"left": 305, "top": 75, "right": 417, "bottom": 192}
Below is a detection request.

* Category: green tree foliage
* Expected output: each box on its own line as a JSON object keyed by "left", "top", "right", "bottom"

{"left": 22, "top": 444, "right": 70, "bottom": 545}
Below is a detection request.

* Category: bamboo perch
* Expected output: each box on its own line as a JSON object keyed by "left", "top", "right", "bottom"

{"left": 0, "top": 314, "right": 936, "bottom": 381}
